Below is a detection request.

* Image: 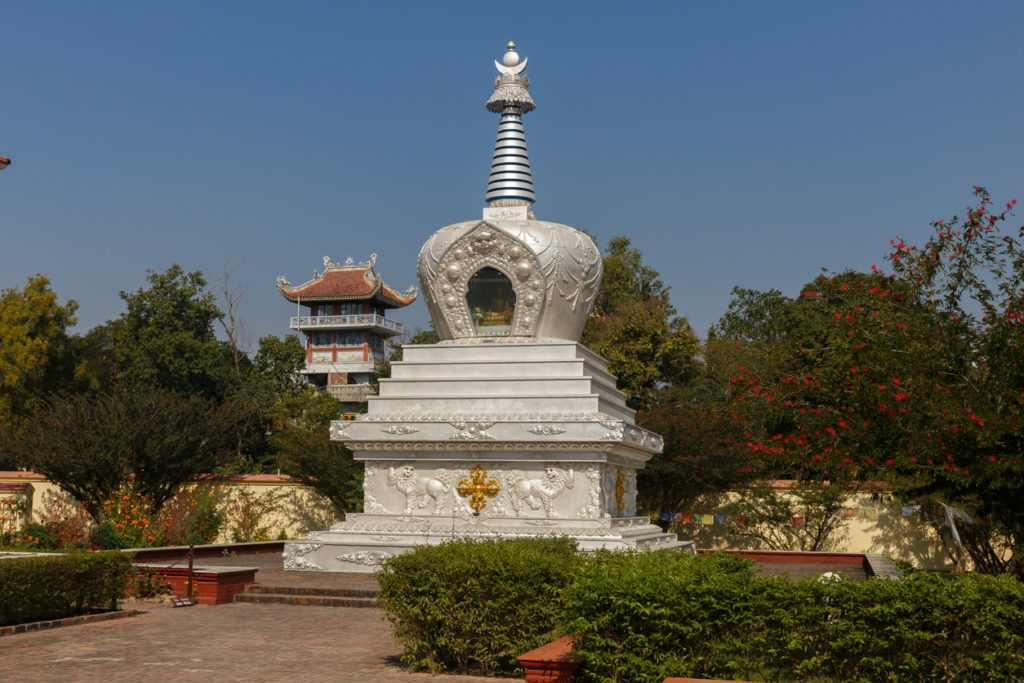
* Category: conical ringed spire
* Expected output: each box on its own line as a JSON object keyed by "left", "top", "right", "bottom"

{"left": 485, "top": 41, "right": 536, "bottom": 214}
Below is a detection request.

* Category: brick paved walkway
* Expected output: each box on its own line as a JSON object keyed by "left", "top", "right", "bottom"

{"left": 0, "top": 600, "right": 506, "bottom": 682}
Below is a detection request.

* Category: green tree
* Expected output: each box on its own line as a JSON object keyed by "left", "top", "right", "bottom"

{"left": 270, "top": 387, "right": 363, "bottom": 517}
{"left": 0, "top": 275, "right": 78, "bottom": 431}
{"left": 112, "top": 264, "right": 232, "bottom": 400}
{"left": 1, "top": 385, "right": 250, "bottom": 518}
{"left": 581, "top": 236, "right": 699, "bottom": 408}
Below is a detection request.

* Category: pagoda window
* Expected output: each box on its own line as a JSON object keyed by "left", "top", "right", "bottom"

{"left": 312, "top": 331, "right": 333, "bottom": 347}
{"left": 314, "top": 304, "right": 333, "bottom": 317}
{"left": 338, "top": 331, "right": 364, "bottom": 347}
{"left": 339, "top": 303, "right": 361, "bottom": 315}
{"left": 466, "top": 267, "right": 514, "bottom": 335}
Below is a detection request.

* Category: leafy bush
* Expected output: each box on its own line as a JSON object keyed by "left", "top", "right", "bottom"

{"left": 225, "top": 486, "right": 285, "bottom": 542}
{"left": 0, "top": 551, "right": 135, "bottom": 626}
{"left": 377, "top": 537, "right": 580, "bottom": 674}
{"left": 90, "top": 521, "right": 130, "bottom": 550}
{"left": 564, "top": 550, "right": 1024, "bottom": 682}
{"left": 36, "top": 489, "right": 93, "bottom": 549}
{"left": 1, "top": 496, "right": 28, "bottom": 546}
{"left": 159, "top": 483, "right": 225, "bottom": 545}
{"left": 19, "top": 522, "right": 58, "bottom": 550}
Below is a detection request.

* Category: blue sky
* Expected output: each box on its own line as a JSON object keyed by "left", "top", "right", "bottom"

{"left": 3, "top": 1, "right": 1023, "bottom": 348}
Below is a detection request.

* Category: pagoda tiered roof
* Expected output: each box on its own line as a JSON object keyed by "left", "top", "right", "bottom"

{"left": 277, "top": 255, "right": 417, "bottom": 308}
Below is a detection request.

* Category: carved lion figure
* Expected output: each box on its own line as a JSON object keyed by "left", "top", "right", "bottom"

{"left": 387, "top": 465, "right": 449, "bottom": 514}
{"left": 508, "top": 466, "right": 574, "bottom": 516}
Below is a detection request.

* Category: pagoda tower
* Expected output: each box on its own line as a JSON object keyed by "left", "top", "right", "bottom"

{"left": 283, "top": 44, "right": 689, "bottom": 573}
{"left": 277, "top": 255, "right": 417, "bottom": 402}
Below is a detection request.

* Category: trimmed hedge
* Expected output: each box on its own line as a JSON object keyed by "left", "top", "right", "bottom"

{"left": 564, "top": 550, "right": 1024, "bottom": 683}
{"left": 0, "top": 551, "right": 135, "bottom": 626}
{"left": 376, "top": 537, "right": 579, "bottom": 674}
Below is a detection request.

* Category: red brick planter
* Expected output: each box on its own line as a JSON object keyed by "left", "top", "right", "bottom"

{"left": 136, "top": 563, "right": 258, "bottom": 605}
{"left": 517, "top": 635, "right": 583, "bottom": 683}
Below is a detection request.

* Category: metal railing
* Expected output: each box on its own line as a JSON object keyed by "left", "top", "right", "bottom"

{"left": 289, "top": 314, "right": 403, "bottom": 334}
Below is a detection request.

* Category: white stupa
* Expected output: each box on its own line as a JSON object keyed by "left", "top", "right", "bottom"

{"left": 283, "top": 43, "right": 691, "bottom": 573}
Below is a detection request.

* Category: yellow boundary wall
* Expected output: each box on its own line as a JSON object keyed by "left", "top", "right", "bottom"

{"left": 0, "top": 471, "right": 340, "bottom": 543}
{"left": 672, "top": 483, "right": 960, "bottom": 571}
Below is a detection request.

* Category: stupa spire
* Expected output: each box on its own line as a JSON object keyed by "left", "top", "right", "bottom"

{"left": 485, "top": 41, "right": 536, "bottom": 213}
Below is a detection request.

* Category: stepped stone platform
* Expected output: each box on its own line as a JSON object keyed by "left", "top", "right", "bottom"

{"left": 286, "top": 341, "right": 691, "bottom": 573}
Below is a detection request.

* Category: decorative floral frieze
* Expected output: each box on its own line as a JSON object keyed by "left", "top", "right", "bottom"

{"left": 449, "top": 421, "right": 495, "bottom": 440}
{"left": 337, "top": 550, "right": 394, "bottom": 567}
{"left": 362, "top": 467, "right": 385, "bottom": 513}
{"left": 382, "top": 425, "right": 420, "bottom": 435}
{"left": 329, "top": 421, "right": 351, "bottom": 440}
{"left": 282, "top": 543, "right": 324, "bottom": 571}
{"left": 574, "top": 465, "right": 603, "bottom": 519}
{"left": 351, "top": 441, "right": 615, "bottom": 453}
{"left": 527, "top": 425, "right": 566, "bottom": 435}
{"left": 599, "top": 420, "right": 625, "bottom": 441}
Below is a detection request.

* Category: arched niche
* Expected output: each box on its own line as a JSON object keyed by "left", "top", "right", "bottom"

{"left": 429, "top": 224, "right": 544, "bottom": 339}
{"left": 466, "top": 266, "right": 516, "bottom": 335}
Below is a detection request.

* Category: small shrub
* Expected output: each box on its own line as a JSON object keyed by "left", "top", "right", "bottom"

{"left": 563, "top": 550, "right": 1024, "bottom": 682}
{"left": 19, "top": 522, "right": 58, "bottom": 550}
{"left": 225, "top": 486, "right": 285, "bottom": 542}
{"left": 100, "top": 484, "right": 160, "bottom": 547}
{"left": 159, "top": 484, "right": 225, "bottom": 545}
{"left": 90, "top": 521, "right": 130, "bottom": 550}
{"left": 130, "top": 567, "right": 172, "bottom": 599}
{"left": 377, "top": 537, "right": 580, "bottom": 674}
{"left": 36, "top": 489, "right": 93, "bottom": 549}
{"left": 0, "top": 495, "right": 28, "bottom": 545}
{"left": 0, "top": 551, "right": 135, "bottom": 626}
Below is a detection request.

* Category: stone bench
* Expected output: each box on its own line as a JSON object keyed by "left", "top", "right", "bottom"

{"left": 135, "top": 563, "right": 258, "bottom": 605}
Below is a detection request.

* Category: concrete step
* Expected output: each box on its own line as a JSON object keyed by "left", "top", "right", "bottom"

{"left": 244, "top": 584, "right": 379, "bottom": 599}
{"left": 234, "top": 584, "right": 380, "bottom": 608}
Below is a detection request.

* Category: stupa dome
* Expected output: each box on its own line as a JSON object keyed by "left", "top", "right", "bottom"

{"left": 417, "top": 43, "right": 602, "bottom": 343}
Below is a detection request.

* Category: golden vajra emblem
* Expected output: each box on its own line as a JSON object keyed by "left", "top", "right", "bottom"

{"left": 456, "top": 466, "right": 501, "bottom": 514}
{"left": 615, "top": 471, "right": 626, "bottom": 514}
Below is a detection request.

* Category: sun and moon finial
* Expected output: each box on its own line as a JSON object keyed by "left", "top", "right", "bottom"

{"left": 495, "top": 41, "right": 527, "bottom": 75}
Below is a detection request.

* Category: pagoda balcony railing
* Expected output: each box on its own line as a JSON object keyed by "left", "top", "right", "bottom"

{"left": 289, "top": 314, "right": 404, "bottom": 335}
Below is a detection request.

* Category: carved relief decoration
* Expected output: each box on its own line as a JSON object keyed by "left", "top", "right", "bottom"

{"left": 382, "top": 425, "right": 420, "bottom": 435}
{"left": 362, "top": 466, "right": 385, "bottom": 513}
{"left": 500, "top": 221, "right": 602, "bottom": 313}
{"left": 337, "top": 550, "right": 394, "bottom": 567}
{"left": 329, "top": 421, "right": 351, "bottom": 440}
{"left": 283, "top": 543, "right": 324, "bottom": 571}
{"left": 527, "top": 425, "right": 566, "bottom": 435}
{"left": 387, "top": 465, "right": 452, "bottom": 514}
{"left": 506, "top": 466, "right": 574, "bottom": 517}
{"left": 600, "top": 420, "right": 625, "bottom": 441}
{"left": 431, "top": 224, "right": 544, "bottom": 338}
{"left": 573, "top": 465, "right": 603, "bottom": 519}
{"left": 449, "top": 421, "right": 495, "bottom": 440}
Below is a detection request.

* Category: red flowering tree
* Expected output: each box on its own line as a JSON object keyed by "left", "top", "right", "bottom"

{"left": 725, "top": 189, "right": 1024, "bottom": 577}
